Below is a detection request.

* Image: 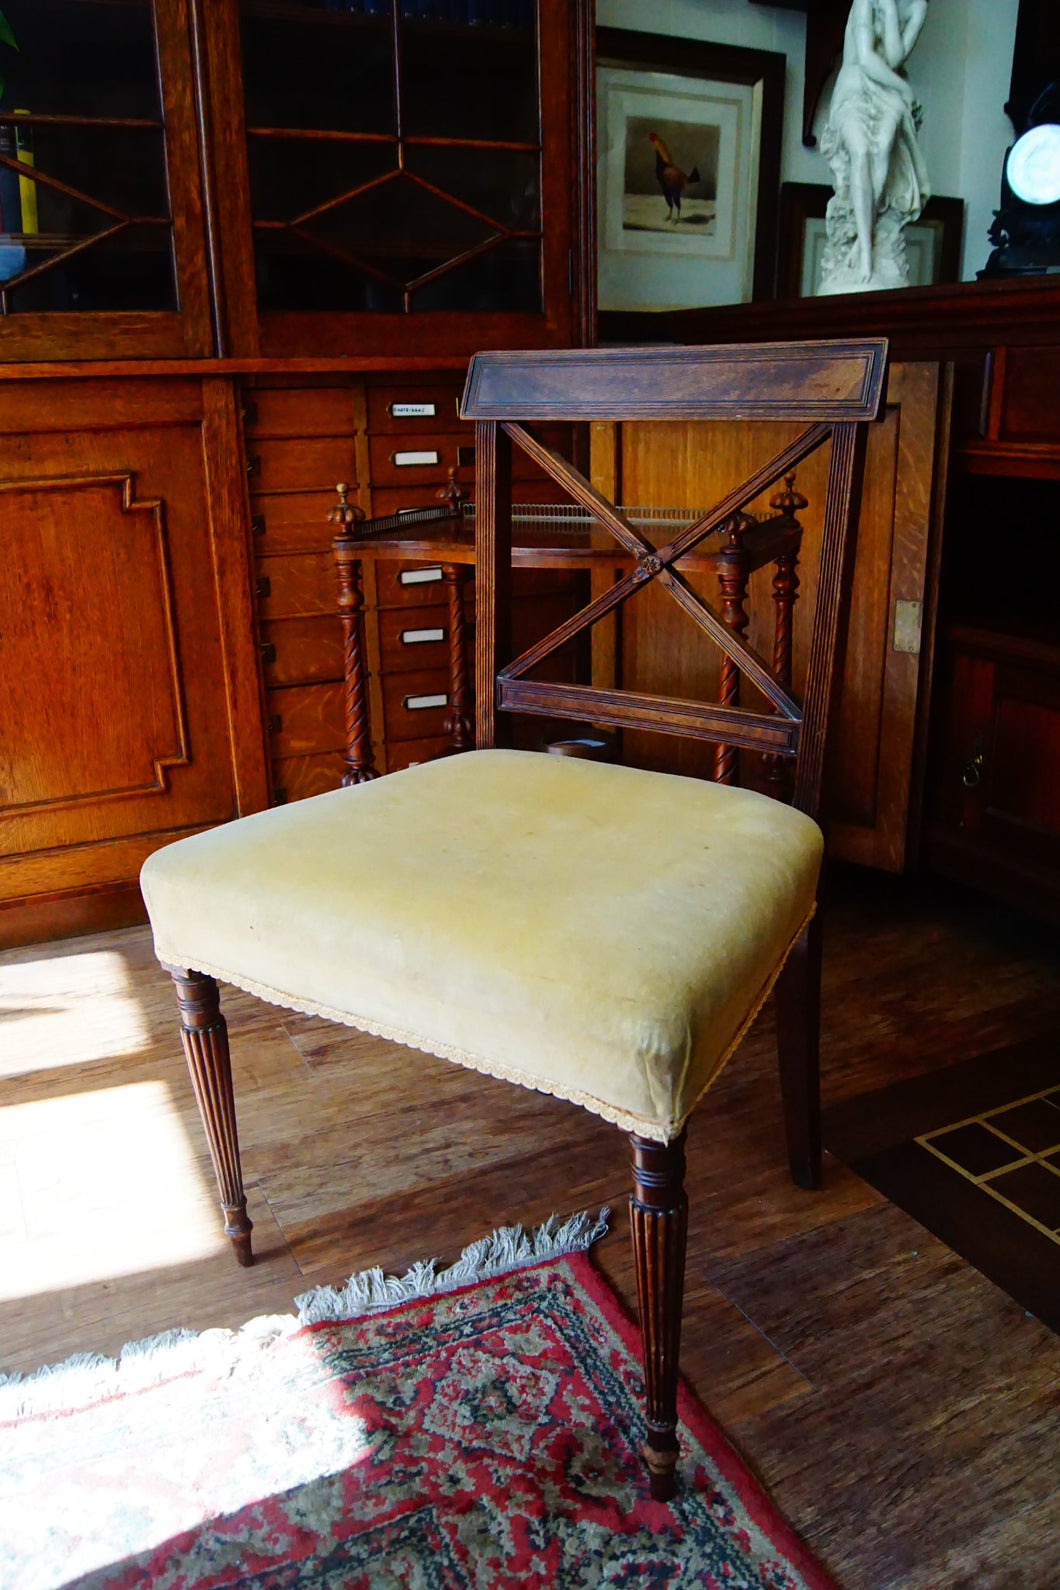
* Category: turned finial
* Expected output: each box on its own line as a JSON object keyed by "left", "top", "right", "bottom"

{"left": 770, "top": 472, "right": 809, "bottom": 517}
{"left": 725, "top": 509, "right": 754, "bottom": 548}
{"left": 329, "top": 482, "right": 365, "bottom": 533}
{"left": 437, "top": 466, "right": 468, "bottom": 518}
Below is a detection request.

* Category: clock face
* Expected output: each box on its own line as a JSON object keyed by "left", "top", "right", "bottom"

{"left": 1007, "top": 123, "right": 1060, "bottom": 206}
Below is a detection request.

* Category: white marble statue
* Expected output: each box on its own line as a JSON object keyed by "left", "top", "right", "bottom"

{"left": 818, "top": 0, "right": 930, "bottom": 294}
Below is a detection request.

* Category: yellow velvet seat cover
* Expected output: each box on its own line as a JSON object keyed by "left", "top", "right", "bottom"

{"left": 140, "top": 749, "right": 823, "bottom": 1142}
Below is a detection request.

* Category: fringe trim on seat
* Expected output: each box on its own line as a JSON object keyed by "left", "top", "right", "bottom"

{"left": 0, "top": 1210, "right": 610, "bottom": 1420}
{"left": 153, "top": 901, "right": 816, "bottom": 1145}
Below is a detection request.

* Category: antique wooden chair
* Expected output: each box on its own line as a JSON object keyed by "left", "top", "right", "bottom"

{"left": 140, "top": 338, "right": 887, "bottom": 1502}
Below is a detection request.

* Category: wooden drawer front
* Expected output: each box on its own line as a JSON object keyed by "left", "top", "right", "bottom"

{"left": 381, "top": 668, "right": 452, "bottom": 742}
{"left": 367, "top": 434, "right": 570, "bottom": 493}
{"left": 385, "top": 734, "right": 454, "bottom": 774}
{"left": 266, "top": 681, "right": 345, "bottom": 758}
{"left": 272, "top": 750, "right": 347, "bottom": 805}
{"left": 368, "top": 433, "right": 470, "bottom": 490}
{"left": 248, "top": 489, "right": 343, "bottom": 555}
{"left": 248, "top": 435, "right": 357, "bottom": 494}
{"left": 261, "top": 616, "right": 343, "bottom": 687}
{"left": 256, "top": 551, "right": 335, "bottom": 619}
{"left": 375, "top": 558, "right": 456, "bottom": 607}
{"left": 244, "top": 385, "right": 360, "bottom": 439}
{"left": 378, "top": 604, "right": 452, "bottom": 674}
{"left": 996, "top": 347, "right": 1060, "bottom": 443}
{"left": 366, "top": 383, "right": 465, "bottom": 435}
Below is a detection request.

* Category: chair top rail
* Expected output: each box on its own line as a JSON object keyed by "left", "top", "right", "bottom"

{"left": 461, "top": 338, "right": 889, "bottom": 424}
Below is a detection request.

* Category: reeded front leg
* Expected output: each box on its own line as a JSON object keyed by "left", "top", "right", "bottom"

{"left": 773, "top": 911, "right": 822, "bottom": 1190}
{"left": 163, "top": 966, "right": 254, "bottom": 1266}
{"left": 629, "top": 1129, "right": 688, "bottom": 1502}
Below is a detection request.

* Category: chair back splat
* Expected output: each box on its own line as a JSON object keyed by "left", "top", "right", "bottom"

{"left": 140, "top": 338, "right": 887, "bottom": 1512}
{"left": 462, "top": 338, "right": 887, "bottom": 820}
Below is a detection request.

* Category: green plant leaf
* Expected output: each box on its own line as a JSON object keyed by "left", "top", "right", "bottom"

{"left": 0, "top": 13, "right": 17, "bottom": 52}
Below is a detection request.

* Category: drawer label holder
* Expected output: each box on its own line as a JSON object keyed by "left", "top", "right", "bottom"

{"left": 390, "top": 402, "right": 437, "bottom": 418}
{"left": 401, "top": 627, "right": 446, "bottom": 644}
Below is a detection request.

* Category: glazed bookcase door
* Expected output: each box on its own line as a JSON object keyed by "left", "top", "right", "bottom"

{"left": 0, "top": 0, "right": 213, "bottom": 360}
{"left": 203, "top": 0, "right": 583, "bottom": 358}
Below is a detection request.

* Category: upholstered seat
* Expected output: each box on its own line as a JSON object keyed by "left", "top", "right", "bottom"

{"left": 142, "top": 748, "right": 823, "bottom": 1143}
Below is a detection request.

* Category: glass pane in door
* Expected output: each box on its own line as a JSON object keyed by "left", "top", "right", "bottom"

{"left": 0, "top": 0, "right": 176, "bottom": 313}
{"left": 240, "top": 5, "right": 395, "bottom": 135}
{"left": 239, "top": 0, "right": 543, "bottom": 317}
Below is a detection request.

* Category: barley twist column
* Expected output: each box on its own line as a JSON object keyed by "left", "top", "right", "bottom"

{"left": 714, "top": 512, "right": 753, "bottom": 785}
{"left": 331, "top": 483, "right": 378, "bottom": 785}
{"left": 629, "top": 1129, "right": 688, "bottom": 1502}
{"left": 164, "top": 966, "right": 253, "bottom": 1266}
{"left": 766, "top": 474, "right": 807, "bottom": 799}
{"left": 442, "top": 562, "right": 473, "bottom": 752}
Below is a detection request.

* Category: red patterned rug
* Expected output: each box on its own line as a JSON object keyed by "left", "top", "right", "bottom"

{"left": 2, "top": 1217, "right": 839, "bottom": 1590}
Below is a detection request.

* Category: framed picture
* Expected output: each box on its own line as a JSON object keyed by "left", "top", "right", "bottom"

{"left": 776, "top": 182, "right": 966, "bottom": 300}
{"left": 595, "top": 28, "right": 784, "bottom": 317}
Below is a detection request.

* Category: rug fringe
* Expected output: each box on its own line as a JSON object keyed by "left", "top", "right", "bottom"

{"left": 0, "top": 1316, "right": 300, "bottom": 1421}
{"left": 0, "top": 1209, "right": 610, "bottom": 1417}
{"left": 294, "top": 1207, "right": 611, "bottom": 1325}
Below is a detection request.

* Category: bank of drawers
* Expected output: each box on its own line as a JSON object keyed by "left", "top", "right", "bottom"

{"left": 364, "top": 367, "right": 473, "bottom": 770}
{"left": 244, "top": 371, "right": 583, "bottom": 799}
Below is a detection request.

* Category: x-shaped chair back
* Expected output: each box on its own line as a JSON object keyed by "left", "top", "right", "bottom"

{"left": 463, "top": 338, "right": 888, "bottom": 818}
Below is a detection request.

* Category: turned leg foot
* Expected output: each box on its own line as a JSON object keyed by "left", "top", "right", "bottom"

{"left": 164, "top": 965, "right": 254, "bottom": 1265}
{"left": 628, "top": 1129, "right": 688, "bottom": 1502}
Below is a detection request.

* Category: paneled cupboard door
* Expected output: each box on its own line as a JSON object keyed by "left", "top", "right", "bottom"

{"left": 201, "top": 0, "right": 589, "bottom": 358}
{"left": 0, "top": 377, "right": 270, "bottom": 939}
{"left": 0, "top": 0, "right": 213, "bottom": 359}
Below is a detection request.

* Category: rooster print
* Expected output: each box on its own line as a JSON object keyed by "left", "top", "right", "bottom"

{"left": 620, "top": 117, "right": 717, "bottom": 237}
{"left": 647, "top": 131, "right": 700, "bottom": 223}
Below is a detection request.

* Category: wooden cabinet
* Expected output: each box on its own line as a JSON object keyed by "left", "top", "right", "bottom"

{"left": 922, "top": 349, "right": 1060, "bottom": 921}
{"left": 0, "top": 376, "right": 268, "bottom": 944}
{"left": 924, "top": 624, "right": 1060, "bottom": 923}
{"left": 0, "top": 1, "right": 591, "bottom": 364}
{"left": 0, "top": 1, "right": 592, "bottom": 943}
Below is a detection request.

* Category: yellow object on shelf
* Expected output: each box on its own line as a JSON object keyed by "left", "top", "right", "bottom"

{"left": 13, "top": 110, "right": 37, "bottom": 235}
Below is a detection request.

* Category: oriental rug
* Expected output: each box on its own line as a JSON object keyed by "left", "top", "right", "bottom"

{"left": 1, "top": 1213, "right": 839, "bottom": 1590}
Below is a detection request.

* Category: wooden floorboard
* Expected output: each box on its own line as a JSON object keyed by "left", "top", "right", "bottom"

{"left": 1, "top": 866, "right": 1058, "bottom": 1588}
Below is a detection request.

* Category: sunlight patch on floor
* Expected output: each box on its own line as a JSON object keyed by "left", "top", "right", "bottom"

{"left": 0, "top": 1080, "right": 224, "bottom": 1298}
{"left": 5, "top": 1326, "right": 373, "bottom": 1590}
{"left": 0, "top": 949, "right": 151, "bottom": 1073}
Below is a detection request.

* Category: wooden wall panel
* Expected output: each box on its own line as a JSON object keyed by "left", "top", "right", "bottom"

{"left": 0, "top": 378, "right": 269, "bottom": 941}
{"left": 1, "top": 475, "right": 188, "bottom": 812}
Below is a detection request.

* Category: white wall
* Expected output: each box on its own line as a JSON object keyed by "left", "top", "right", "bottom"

{"left": 597, "top": 0, "right": 1021, "bottom": 283}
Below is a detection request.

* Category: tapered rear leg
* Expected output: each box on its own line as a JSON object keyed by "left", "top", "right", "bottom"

{"left": 163, "top": 965, "right": 254, "bottom": 1266}
{"left": 628, "top": 1129, "right": 688, "bottom": 1502}
{"left": 774, "top": 911, "right": 823, "bottom": 1190}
